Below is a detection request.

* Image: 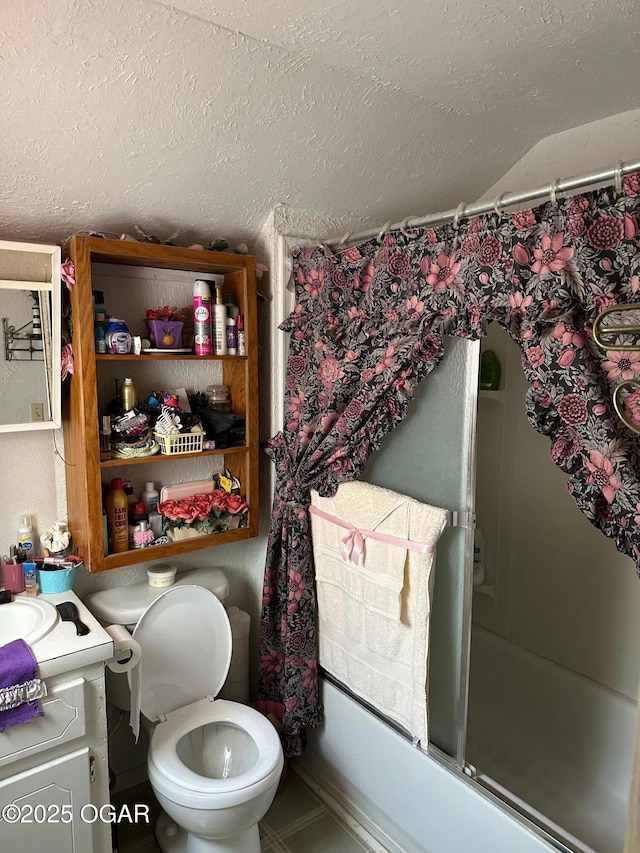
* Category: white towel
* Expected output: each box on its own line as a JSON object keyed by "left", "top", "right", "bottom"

{"left": 310, "top": 480, "right": 448, "bottom": 748}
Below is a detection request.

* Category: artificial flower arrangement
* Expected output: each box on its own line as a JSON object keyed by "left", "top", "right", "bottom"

{"left": 145, "top": 306, "right": 184, "bottom": 349}
{"left": 157, "top": 488, "right": 249, "bottom": 541}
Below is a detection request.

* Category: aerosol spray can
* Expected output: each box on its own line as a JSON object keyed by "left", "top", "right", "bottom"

{"left": 193, "top": 280, "right": 212, "bottom": 356}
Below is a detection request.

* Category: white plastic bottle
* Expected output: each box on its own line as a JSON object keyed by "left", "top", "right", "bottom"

{"left": 18, "top": 514, "right": 35, "bottom": 559}
{"left": 142, "top": 481, "right": 159, "bottom": 514}
{"left": 212, "top": 281, "right": 228, "bottom": 355}
{"left": 193, "top": 279, "right": 212, "bottom": 356}
{"left": 473, "top": 526, "right": 485, "bottom": 586}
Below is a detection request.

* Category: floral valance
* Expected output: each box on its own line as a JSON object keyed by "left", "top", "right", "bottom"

{"left": 260, "top": 173, "right": 640, "bottom": 756}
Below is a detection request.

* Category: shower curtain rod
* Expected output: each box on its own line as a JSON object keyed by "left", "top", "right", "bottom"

{"left": 326, "top": 159, "right": 640, "bottom": 248}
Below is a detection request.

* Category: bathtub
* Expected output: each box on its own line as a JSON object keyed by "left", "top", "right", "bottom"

{"left": 299, "top": 674, "right": 565, "bottom": 853}
{"left": 467, "top": 626, "right": 636, "bottom": 853}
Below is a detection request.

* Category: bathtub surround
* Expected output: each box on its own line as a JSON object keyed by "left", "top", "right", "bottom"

{"left": 260, "top": 175, "right": 640, "bottom": 753}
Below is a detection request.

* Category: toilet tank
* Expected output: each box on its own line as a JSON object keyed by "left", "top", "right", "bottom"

{"left": 84, "top": 566, "right": 229, "bottom": 629}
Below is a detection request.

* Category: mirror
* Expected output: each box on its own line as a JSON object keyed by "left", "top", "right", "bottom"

{"left": 0, "top": 241, "right": 61, "bottom": 432}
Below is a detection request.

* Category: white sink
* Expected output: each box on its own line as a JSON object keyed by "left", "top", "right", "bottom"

{"left": 0, "top": 597, "right": 59, "bottom": 647}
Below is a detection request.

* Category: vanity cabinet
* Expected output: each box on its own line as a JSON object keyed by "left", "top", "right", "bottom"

{"left": 0, "top": 662, "right": 111, "bottom": 853}
{"left": 62, "top": 236, "right": 260, "bottom": 572}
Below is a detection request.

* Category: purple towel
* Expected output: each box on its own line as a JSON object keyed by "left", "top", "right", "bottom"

{"left": 0, "top": 639, "right": 44, "bottom": 731}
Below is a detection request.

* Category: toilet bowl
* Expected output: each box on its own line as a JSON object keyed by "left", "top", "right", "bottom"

{"left": 92, "top": 582, "right": 283, "bottom": 853}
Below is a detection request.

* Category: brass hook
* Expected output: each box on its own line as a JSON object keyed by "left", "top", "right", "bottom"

{"left": 593, "top": 303, "right": 640, "bottom": 351}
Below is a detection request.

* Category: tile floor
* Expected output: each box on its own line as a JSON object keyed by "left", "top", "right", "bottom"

{"left": 113, "top": 766, "right": 389, "bottom": 853}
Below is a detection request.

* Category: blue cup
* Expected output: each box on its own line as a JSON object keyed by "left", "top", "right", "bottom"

{"left": 38, "top": 564, "right": 77, "bottom": 594}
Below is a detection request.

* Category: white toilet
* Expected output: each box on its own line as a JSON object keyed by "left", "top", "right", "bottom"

{"left": 86, "top": 576, "right": 284, "bottom": 853}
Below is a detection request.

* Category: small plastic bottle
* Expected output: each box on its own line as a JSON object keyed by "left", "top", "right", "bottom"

{"left": 212, "top": 281, "right": 228, "bottom": 355}
{"left": 18, "top": 514, "right": 35, "bottom": 559}
{"left": 100, "top": 415, "right": 112, "bottom": 461}
{"left": 226, "top": 316, "right": 238, "bottom": 355}
{"left": 120, "top": 377, "right": 137, "bottom": 412}
{"left": 236, "top": 315, "right": 246, "bottom": 356}
{"left": 105, "top": 478, "right": 129, "bottom": 553}
{"left": 224, "top": 293, "right": 240, "bottom": 320}
{"left": 142, "top": 482, "right": 159, "bottom": 514}
{"left": 23, "top": 563, "right": 38, "bottom": 597}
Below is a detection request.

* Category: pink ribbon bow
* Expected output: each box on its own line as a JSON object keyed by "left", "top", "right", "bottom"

{"left": 341, "top": 527, "right": 365, "bottom": 564}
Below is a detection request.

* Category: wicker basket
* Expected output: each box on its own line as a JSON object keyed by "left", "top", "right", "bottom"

{"left": 154, "top": 430, "right": 204, "bottom": 455}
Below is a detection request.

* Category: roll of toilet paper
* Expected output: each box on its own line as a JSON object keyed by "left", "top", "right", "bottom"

{"left": 105, "top": 625, "right": 142, "bottom": 743}
{"left": 105, "top": 624, "right": 141, "bottom": 674}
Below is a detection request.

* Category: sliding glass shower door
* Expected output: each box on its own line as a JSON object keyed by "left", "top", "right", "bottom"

{"left": 361, "top": 335, "right": 480, "bottom": 762}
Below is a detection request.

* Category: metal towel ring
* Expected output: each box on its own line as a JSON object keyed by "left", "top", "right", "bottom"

{"left": 400, "top": 216, "right": 417, "bottom": 237}
{"left": 376, "top": 221, "right": 392, "bottom": 242}
{"left": 493, "top": 192, "right": 509, "bottom": 216}
{"left": 614, "top": 162, "right": 623, "bottom": 194}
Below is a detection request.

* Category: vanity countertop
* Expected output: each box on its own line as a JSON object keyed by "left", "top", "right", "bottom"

{"left": 23, "top": 590, "right": 113, "bottom": 679}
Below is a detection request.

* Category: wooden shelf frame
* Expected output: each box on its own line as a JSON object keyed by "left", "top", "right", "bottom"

{"left": 62, "top": 237, "right": 260, "bottom": 572}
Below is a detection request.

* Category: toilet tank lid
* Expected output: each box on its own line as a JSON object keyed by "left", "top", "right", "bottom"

{"left": 84, "top": 567, "right": 229, "bottom": 625}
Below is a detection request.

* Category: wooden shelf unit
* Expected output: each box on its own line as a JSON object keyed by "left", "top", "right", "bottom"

{"left": 62, "top": 236, "right": 259, "bottom": 572}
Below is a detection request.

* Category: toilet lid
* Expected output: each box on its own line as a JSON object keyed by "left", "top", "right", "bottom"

{"left": 132, "top": 585, "right": 232, "bottom": 722}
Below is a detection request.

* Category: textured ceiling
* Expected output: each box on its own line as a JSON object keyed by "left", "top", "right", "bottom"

{"left": 1, "top": 0, "right": 639, "bottom": 247}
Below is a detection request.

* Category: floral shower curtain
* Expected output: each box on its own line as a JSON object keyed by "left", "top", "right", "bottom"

{"left": 259, "top": 174, "right": 640, "bottom": 756}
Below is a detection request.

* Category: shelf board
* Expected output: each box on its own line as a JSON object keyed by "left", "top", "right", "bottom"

{"left": 101, "top": 446, "right": 248, "bottom": 468}
{"left": 96, "top": 353, "right": 247, "bottom": 361}
{"left": 101, "top": 525, "right": 254, "bottom": 570}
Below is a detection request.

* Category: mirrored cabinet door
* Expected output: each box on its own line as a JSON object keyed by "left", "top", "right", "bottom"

{"left": 0, "top": 240, "right": 61, "bottom": 432}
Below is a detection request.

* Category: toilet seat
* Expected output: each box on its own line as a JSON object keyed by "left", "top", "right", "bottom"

{"left": 149, "top": 696, "right": 283, "bottom": 808}
{"left": 131, "top": 585, "right": 233, "bottom": 721}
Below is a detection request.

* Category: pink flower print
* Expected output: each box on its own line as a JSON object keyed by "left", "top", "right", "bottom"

{"left": 425, "top": 228, "right": 437, "bottom": 244}
{"left": 526, "top": 345, "right": 545, "bottom": 369}
{"left": 477, "top": 236, "right": 502, "bottom": 266}
{"left": 287, "top": 571, "right": 305, "bottom": 614}
{"left": 568, "top": 196, "right": 589, "bottom": 216}
{"left": 343, "top": 247, "right": 362, "bottom": 263}
{"left": 60, "top": 260, "right": 76, "bottom": 290}
{"left": 511, "top": 209, "right": 536, "bottom": 230}
{"left": 469, "top": 218, "right": 483, "bottom": 233}
{"left": 387, "top": 251, "right": 411, "bottom": 277}
{"left": 461, "top": 233, "right": 480, "bottom": 257}
{"left": 587, "top": 216, "right": 624, "bottom": 251}
{"left": 632, "top": 276, "right": 640, "bottom": 294}
{"left": 593, "top": 293, "right": 616, "bottom": 313}
{"left": 468, "top": 303, "right": 482, "bottom": 328}
{"left": 321, "top": 412, "right": 340, "bottom": 433}
{"left": 550, "top": 322, "right": 586, "bottom": 348}
{"left": 261, "top": 649, "right": 282, "bottom": 678}
{"left": 512, "top": 243, "right": 531, "bottom": 266}
{"left": 344, "top": 399, "right": 363, "bottom": 421}
{"left": 347, "top": 306, "right": 365, "bottom": 321}
{"left": 508, "top": 291, "right": 532, "bottom": 316}
{"left": 287, "top": 391, "right": 305, "bottom": 421}
{"left": 288, "top": 354, "right": 307, "bottom": 376}
{"left": 585, "top": 450, "right": 621, "bottom": 504}
{"left": 567, "top": 213, "right": 586, "bottom": 239}
{"left": 556, "top": 393, "right": 588, "bottom": 426}
{"left": 382, "top": 307, "right": 400, "bottom": 323}
{"left": 623, "top": 173, "right": 640, "bottom": 197}
{"left": 303, "top": 267, "right": 324, "bottom": 297}
{"left": 406, "top": 295, "right": 425, "bottom": 319}
{"left": 317, "top": 356, "right": 342, "bottom": 387}
{"left": 624, "top": 388, "right": 640, "bottom": 428}
{"left": 624, "top": 213, "right": 637, "bottom": 239}
{"left": 558, "top": 349, "right": 576, "bottom": 368}
{"left": 360, "top": 367, "right": 374, "bottom": 383}
{"left": 423, "top": 251, "right": 461, "bottom": 293}
{"left": 354, "top": 263, "right": 373, "bottom": 292}
{"left": 302, "top": 659, "right": 317, "bottom": 690}
{"left": 298, "top": 423, "right": 315, "bottom": 446}
{"left": 601, "top": 350, "right": 640, "bottom": 382}
{"left": 60, "top": 343, "right": 75, "bottom": 380}
{"left": 531, "top": 232, "right": 574, "bottom": 279}
{"left": 375, "top": 345, "right": 396, "bottom": 374}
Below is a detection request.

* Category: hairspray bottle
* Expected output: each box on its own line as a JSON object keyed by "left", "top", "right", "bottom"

{"left": 193, "top": 279, "right": 212, "bottom": 355}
